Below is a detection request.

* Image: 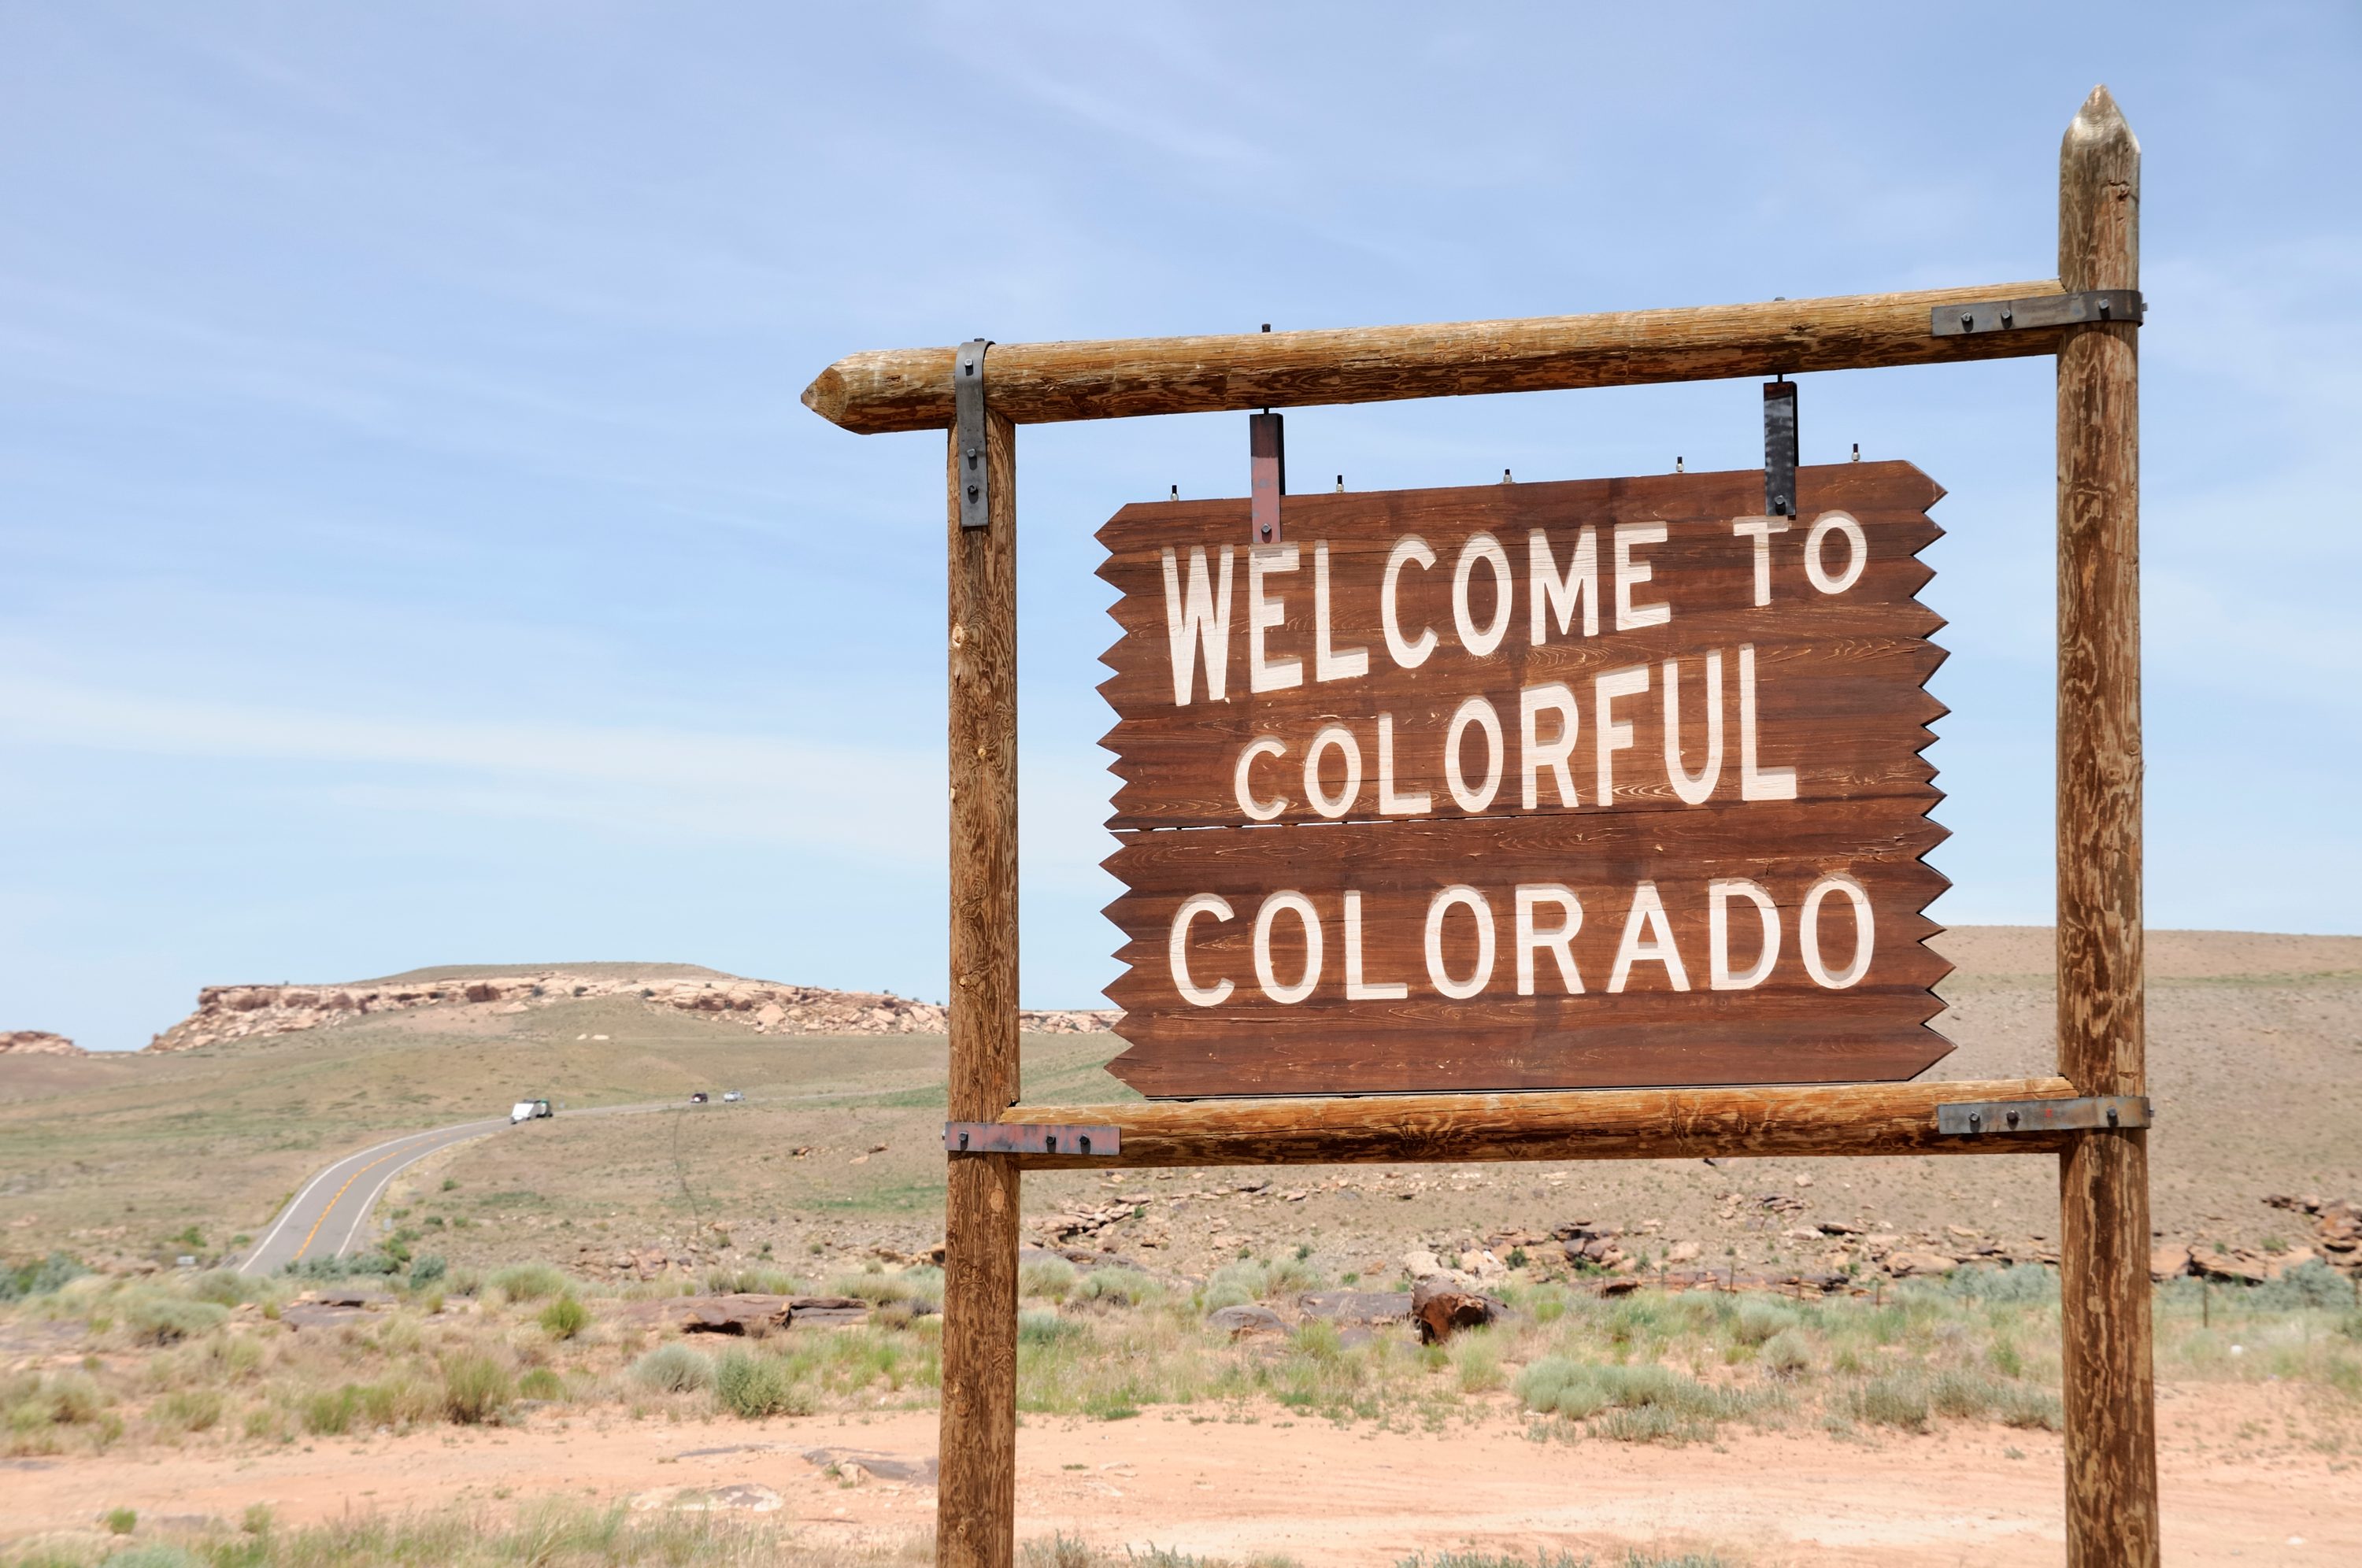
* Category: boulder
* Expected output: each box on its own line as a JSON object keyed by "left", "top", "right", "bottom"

{"left": 2262, "top": 1246, "right": 2317, "bottom": 1281}
{"left": 2149, "top": 1244, "right": 2194, "bottom": 1281}
{"left": 1884, "top": 1250, "right": 1959, "bottom": 1278}
{"left": 1297, "top": 1289, "right": 1412, "bottom": 1324}
{"left": 787, "top": 1295, "right": 872, "bottom": 1326}
{"left": 280, "top": 1302, "right": 375, "bottom": 1329}
{"left": 1207, "top": 1304, "right": 1287, "bottom": 1338}
{"left": 2194, "top": 1250, "right": 2269, "bottom": 1285}
{"left": 678, "top": 1294, "right": 794, "bottom": 1334}
{"left": 800, "top": 1447, "right": 936, "bottom": 1485}
{"left": 1409, "top": 1276, "right": 1501, "bottom": 1343}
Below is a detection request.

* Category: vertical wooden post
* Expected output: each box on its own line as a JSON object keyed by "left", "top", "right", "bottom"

{"left": 939, "top": 405, "right": 1020, "bottom": 1568}
{"left": 2055, "top": 84, "right": 2158, "bottom": 1568}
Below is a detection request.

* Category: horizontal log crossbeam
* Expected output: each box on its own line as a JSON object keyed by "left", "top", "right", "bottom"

{"left": 990, "top": 1076, "right": 2082, "bottom": 1170}
{"left": 805, "top": 280, "right": 2066, "bottom": 435}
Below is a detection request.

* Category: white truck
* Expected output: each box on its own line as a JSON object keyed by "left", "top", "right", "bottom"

{"left": 509, "top": 1098, "right": 553, "bottom": 1124}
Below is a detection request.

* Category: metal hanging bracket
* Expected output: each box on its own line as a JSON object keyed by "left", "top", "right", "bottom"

{"left": 1249, "top": 411, "right": 1285, "bottom": 543}
{"left": 1935, "top": 1095, "right": 2153, "bottom": 1136}
{"left": 955, "top": 338, "right": 993, "bottom": 530}
{"left": 943, "top": 1121, "right": 1121, "bottom": 1156}
{"left": 1763, "top": 379, "right": 1797, "bottom": 517}
{"left": 1932, "top": 288, "right": 2143, "bottom": 337}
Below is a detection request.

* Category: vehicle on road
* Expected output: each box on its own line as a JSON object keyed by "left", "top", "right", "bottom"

{"left": 689, "top": 1091, "right": 709, "bottom": 1104}
{"left": 509, "top": 1099, "right": 553, "bottom": 1123}
{"left": 722, "top": 1089, "right": 744, "bottom": 1103}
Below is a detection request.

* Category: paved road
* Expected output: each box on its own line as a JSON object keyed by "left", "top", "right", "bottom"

{"left": 235, "top": 1084, "right": 927, "bottom": 1277}
{"left": 238, "top": 1118, "right": 510, "bottom": 1275}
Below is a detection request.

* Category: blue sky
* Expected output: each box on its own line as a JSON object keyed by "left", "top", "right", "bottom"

{"left": 2, "top": 4, "right": 2356, "bottom": 1050}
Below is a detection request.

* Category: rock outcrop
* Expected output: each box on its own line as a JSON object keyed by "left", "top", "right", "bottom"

{"left": 143, "top": 972, "right": 1116, "bottom": 1052}
{"left": 0, "top": 1030, "right": 83, "bottom": 1056}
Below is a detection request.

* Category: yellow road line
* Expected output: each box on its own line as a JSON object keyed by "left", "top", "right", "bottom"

{"left": 290, "top": 1133, "right": 437, "bottom": 1263}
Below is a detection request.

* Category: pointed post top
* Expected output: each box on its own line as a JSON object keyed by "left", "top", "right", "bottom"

{"left": 2060, "top": 86, "right": 2139, "bottom": 292}
{"left": 2064, "top": 84, "right": 2140, "bottom": 161}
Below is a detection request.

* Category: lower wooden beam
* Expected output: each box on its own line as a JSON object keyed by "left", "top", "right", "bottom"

{"left": 1003, "top": 1076, "right": 2079, "bottom": 1168}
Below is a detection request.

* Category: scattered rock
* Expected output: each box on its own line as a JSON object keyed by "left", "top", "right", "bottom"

{"left": 615, "top": 1293, "right": 871, "bottom": 1333}
{"left": 2262, "top": 1195, "right": 2360, "bottom": 1270}
{"left": 1036, "top": 1203, "right": 1141, "bottom": 1244}
{"left": 628, "top": 1484, "right": 783, "bottom": 1514}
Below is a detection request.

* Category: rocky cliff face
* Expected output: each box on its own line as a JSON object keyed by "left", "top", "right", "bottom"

{"left": 142, "top": 972, "right": 1116, "bottom": 1053}
{"left": 0, "top": 1030, "right": 84, "bottom": 1056}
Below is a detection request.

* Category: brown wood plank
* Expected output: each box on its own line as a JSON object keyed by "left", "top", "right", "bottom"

{"left": 1098, "top": 464, "right": 1943, "bottom": 830}
{"left": 939, "top": 411, "right": 1019, "bottom": 1568}
{"left": 802, "top": 281, "right": 2065, "bottom": 435}
{"left": 1101, "top": 803, "right": 1949, "bottom": 1097}
{"left": 2053, "top": 85, "right": 2159, "bottom": 1568}
{"left": 997, "top": 1076, "right": 2080, "bottom": 1169}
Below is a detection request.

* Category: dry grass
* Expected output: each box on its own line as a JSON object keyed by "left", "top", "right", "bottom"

{"left": 5, "top": 1252, "right": 2354, "bottom": 1463}
{"left": 0, "top": 1496, "right": 933, "bottom": 1567}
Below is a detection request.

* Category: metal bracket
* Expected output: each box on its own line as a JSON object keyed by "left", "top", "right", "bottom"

{"left": 954, "top": 338, "right": 992, "bottom": 531}
{"left": 1931, "top": 288, "right": 2143, "bottom": 338}
{"left": 943, "top": 1121, "right": 1121, "bottom": 1156}
{"left": 1935, "top": 1095, "right": 2153, "bottom": 1137}
{"left": 1249, "top": 412, "right": 1285, "bottom": 543}
{"left": 1763, "top": 379, "right": 1797, "bottom": 518}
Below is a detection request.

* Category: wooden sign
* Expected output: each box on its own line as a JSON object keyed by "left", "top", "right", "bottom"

{"left": 1096, "top": 462, "right": 1954, "bottom": 1096}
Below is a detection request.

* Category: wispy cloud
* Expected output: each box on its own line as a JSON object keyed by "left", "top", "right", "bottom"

{"left": 0, "top": 675, "right": 946, "bottom": 862}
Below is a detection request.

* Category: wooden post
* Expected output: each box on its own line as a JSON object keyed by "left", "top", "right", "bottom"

{"left": 939, "top": 405, "right": 1020, "bottom": 1568}
{"left": 2055, "top": 85, "right": 2158, "bottom": 1567}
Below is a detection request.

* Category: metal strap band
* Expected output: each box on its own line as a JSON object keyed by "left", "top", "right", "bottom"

{"left": 1249, "top": 411, "right": 1284, "bottom": 544}
{"left": 1931, "top": 288, "right": 2143, "bottom": 337}
{"left": 1763, "top": 379, "right": 1797, "bottom": 518}
{"left": 943, "top": 1121, "right": 1121, "bottom": 1156}
{"left": 1935, "top": 1095, "right": 2152, "bottom": 1136}
{"left": 955, "top": 338, "right": 992, "bottom": 531}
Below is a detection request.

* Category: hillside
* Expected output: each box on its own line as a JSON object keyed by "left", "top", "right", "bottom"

{"left": 143, "top": 965, "right": 1116, "bottom": 1052}
{"left": 1, "top": 926, "right": 2355, "bottom": 1288}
